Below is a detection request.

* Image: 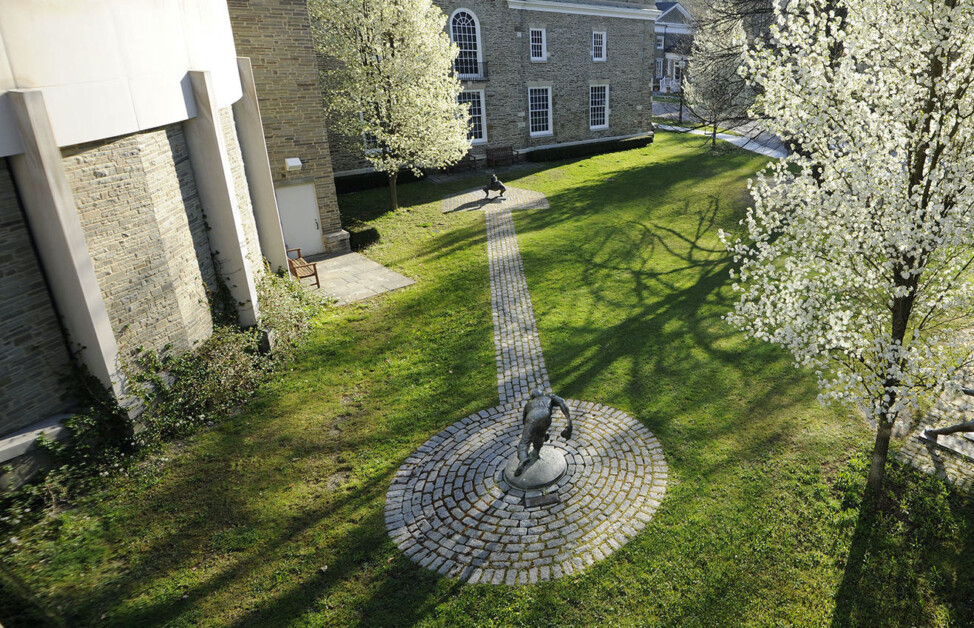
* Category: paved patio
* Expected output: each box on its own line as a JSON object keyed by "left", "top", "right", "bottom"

{"left": 303, "top": 252, "right": 414, "bottom": 305}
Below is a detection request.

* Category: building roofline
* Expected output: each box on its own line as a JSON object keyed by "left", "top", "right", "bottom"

{"left": 657, "top": 2, "right": 693, "bottom": 22}
{"left": 507, "top": 0, "right": 662, "bottom": 21}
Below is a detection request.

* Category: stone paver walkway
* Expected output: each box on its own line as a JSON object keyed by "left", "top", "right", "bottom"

{"left": 899, "top": 363, "right": 974, "bottom": 490}
{"left": 441, "top": 186, "right": 549, "bottom": 214}
{"left": 303, "top": 252, "right": 414, "bottom": 305}
{"left": 485, "top": 200, "right": 549, "bottom": 404}
{"left": 657, "top": 124, "right": 788, "bottom": 159}
{"left": 386, "top": 187, "right": 667, "bottom": 584}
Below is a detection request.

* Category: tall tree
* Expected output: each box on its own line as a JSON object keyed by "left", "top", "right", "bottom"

{"left": 683, "top": 1, "right": 754, "bottom": 149}
{"left": 311, "top": 0, "right": 470, "bottom": 210}
{"left": 724, "top": 0, "right": 974, "bottom": 501}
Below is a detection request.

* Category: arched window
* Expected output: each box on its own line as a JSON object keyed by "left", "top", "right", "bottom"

{"left": 450, "top": 10, "right": 482, "bottom": 78}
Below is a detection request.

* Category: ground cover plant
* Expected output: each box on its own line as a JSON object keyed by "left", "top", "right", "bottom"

{"left": 2, "top": 133, "right": 973, "bottom": 626}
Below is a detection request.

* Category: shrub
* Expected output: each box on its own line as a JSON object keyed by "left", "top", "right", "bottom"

{"left": 0, "top": 268, "right": 326, "bottom": 520}
{"left": 524, "top": 134, "right": 654, "bottom": 163}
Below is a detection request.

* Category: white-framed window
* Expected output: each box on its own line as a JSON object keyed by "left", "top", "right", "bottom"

{"left": 528, "top": 87, "right": 552, "bottom": 137}
{"left": 362, "top": 131, "right": 379, "bottom": 153}
{"left": 656, "top": 35, "right": 665, "bottom": 50}
{"left": 590, "top": 85, "right": 608, "bottom": 130}
{"left": 360, "top": 113, "right": 380, "bottom": 153}
{"left": 458, "top": 90, "right": 487, "bottom": 143}
{"left": 655, "top": 58, "right": 664, "bottom": 77}
{"left": 530, "top": 28, "right": 547, "bottom": 61}
{"left": 592, "top": 31, "right": 606, "bottom": 61}
{"left": 673, "top": 60, "right": 683, "bottom": 81}
{"left": 450, "top": 9, "right": 483, "bottom": 78}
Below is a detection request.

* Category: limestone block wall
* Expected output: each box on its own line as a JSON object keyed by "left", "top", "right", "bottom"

{"left": 327, "top": 0, "right": 656, "bottom": 174}
{"left": 61, "top": 124, "right": 217, "bottom": 361}
{"left": 227, "top": 0, "right": 347, "bottom": 252}
{"left": 220, "top": 107, "right": 265, "bottom": 277}
{"left": 515, "top": 11, "right": 655, "bottom": 147}
{"left": 0, "top": 161, "right": 76, "bottom": 435}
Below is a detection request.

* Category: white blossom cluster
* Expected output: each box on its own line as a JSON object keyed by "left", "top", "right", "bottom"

{"left": 310, "top": 0, "right": 471, "bottom": 175}
{"left": 723, "top": 0, "right": 974, "bottom": 424}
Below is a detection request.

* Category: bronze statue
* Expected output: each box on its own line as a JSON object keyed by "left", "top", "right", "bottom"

{"left": 483, "top": 174, "right": 507, "bottom": 199}
{"left": 514, "top": 389, "right": 573, "bottom": 477}
{"left": 925, "top": 387, "right": 974, "bottom": 439}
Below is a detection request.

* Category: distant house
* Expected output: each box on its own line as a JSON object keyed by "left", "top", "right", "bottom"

{"left": 654, "top": 2, "right": 694, "bottom": 93}
{"left": 326, "top": 0, "right": 662, "bottom": 178}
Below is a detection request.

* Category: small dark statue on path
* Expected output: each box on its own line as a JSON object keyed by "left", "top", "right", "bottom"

{"left": 925, "top": 387, "right": 974, "bottom": 439}
{"left": 514, "top": 389, "right": 573, "bottom": 477}
{"left": 483, "top": 174, "right": 507, "bottom": 199}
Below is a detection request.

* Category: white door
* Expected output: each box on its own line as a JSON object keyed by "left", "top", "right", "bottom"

{"left": 275, "top": 183, "right": 325, "bottom": 256}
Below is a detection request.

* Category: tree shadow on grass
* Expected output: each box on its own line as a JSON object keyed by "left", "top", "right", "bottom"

{"left": 830, "top": 463, "right": 974, "bottom": 627}
{"left": 31, "top": 222, "right": 498, "bottom": 626}
{"left": 24, "top": 142, "right": 841, "bottom": 627}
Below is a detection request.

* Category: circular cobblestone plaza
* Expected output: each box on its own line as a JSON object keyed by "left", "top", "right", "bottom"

{"left": 385, "top": 401, "right": 668, "bottom": 584}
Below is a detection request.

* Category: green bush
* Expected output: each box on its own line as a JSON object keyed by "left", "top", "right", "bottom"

{"left": 524, "top": 134, "right": 654, "bottom": 162}
{"left": 0, "top": 268, "right": 326, "bottom": 519}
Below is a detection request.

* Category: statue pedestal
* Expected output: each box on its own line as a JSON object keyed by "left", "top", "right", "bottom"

{"left": 503, "top": 447, "right": 568, "bottom": 490}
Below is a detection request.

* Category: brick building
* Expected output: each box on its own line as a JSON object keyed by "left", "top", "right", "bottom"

{"left": 328, "top": 0, "right": 662, "bottom": 176}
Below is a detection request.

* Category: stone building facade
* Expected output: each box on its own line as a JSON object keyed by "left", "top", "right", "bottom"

{"left": 61, "top": 125, "right": 222, "bottom": 361}
{"left": 327, "top": 0, "right": 661, "bottom": 176}
{"left": 228, "top": 0, "right": 350, "bottom": 255}
{"left": 0, "top": 162, "right": 76, "bottom": 434}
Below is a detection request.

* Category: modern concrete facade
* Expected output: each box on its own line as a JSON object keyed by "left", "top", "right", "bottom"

{"left": 653, "top": 2, "right": 694, "bottom": 93}
{"left": 0, "top": 0, "right": 295, "bottom": 484}
{"left": 327, "top": 0, "right": 661, "bottom": 176}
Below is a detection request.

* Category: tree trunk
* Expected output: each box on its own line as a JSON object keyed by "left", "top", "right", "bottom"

{"left": 864, "top": 290, "right": 914, "bottom": 504}
{"left": 712, "top": 123, "right": 717, "bottom": 150}
{"left": 865, "top": 408, "right": 894, "bottom": 501}
{"left": 388, "top": 171, "right": 399, "bottom": 211}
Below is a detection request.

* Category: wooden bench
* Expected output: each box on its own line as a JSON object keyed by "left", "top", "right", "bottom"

{"left": 286, "top": 248, "right": 320, "bottom": 288}
{"left": 486, "top": 145, "right": 517, "bottom": 168}
{"left": 448, "top": 153, "right": 478, "bottom": 173}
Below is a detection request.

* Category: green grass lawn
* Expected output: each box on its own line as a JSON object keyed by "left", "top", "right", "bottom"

{"left": 4, "top": 132, "right": 974, "bottom": 627}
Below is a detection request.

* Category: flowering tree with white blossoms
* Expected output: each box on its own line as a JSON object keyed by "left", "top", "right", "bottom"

{"left": 724, "top": 0, "right": 974, "bottom": 498}
{"left": 311, "top": 0, "right": 470, "bottom": 210}
{"left": 684, "top": 1, "right": 755, "bottom": 149}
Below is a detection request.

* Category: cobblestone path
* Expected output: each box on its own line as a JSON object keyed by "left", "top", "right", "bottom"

{"left": 386, "top": 188, "right": 668, "bottom": 583}
{"left": 485, "top": 204, "right": 549, "bottom": 404}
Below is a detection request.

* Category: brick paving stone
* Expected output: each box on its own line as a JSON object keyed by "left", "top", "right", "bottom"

{"left": 385, "top": 187, "right": 668, "bottom": 584}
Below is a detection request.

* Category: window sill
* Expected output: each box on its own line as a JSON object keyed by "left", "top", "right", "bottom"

{"left": 471, "top": 138, "right": 488, "bottom": 145}
{"left": 589, "top": 125, "right": 608, "bottom": 131}
{"left": 529, "top": 131, "right": 553, "bottom": 138}
{"left": 592, "top": 58, "right": 606, "bottom": 63}
{"left": 530, "top": 58, "right": 548, "bottom": 63}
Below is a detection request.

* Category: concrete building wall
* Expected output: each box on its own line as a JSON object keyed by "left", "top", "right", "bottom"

{"left": 327, "top": 0, "right": 657, "bottom": 174}
{"left": 0, "top": 0, "right": 243, "bottom": 158}
{"left": 220, "top": 107, "right": 265, "bottom": 277}
{"left": 61, "top": 124, "right": 216, "bottom": 360}
{"left": 0, "top": 161, "right": 76, "bottom": 435}
{"left": 227, "top": 0, "right": 349, "bottom": 253}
